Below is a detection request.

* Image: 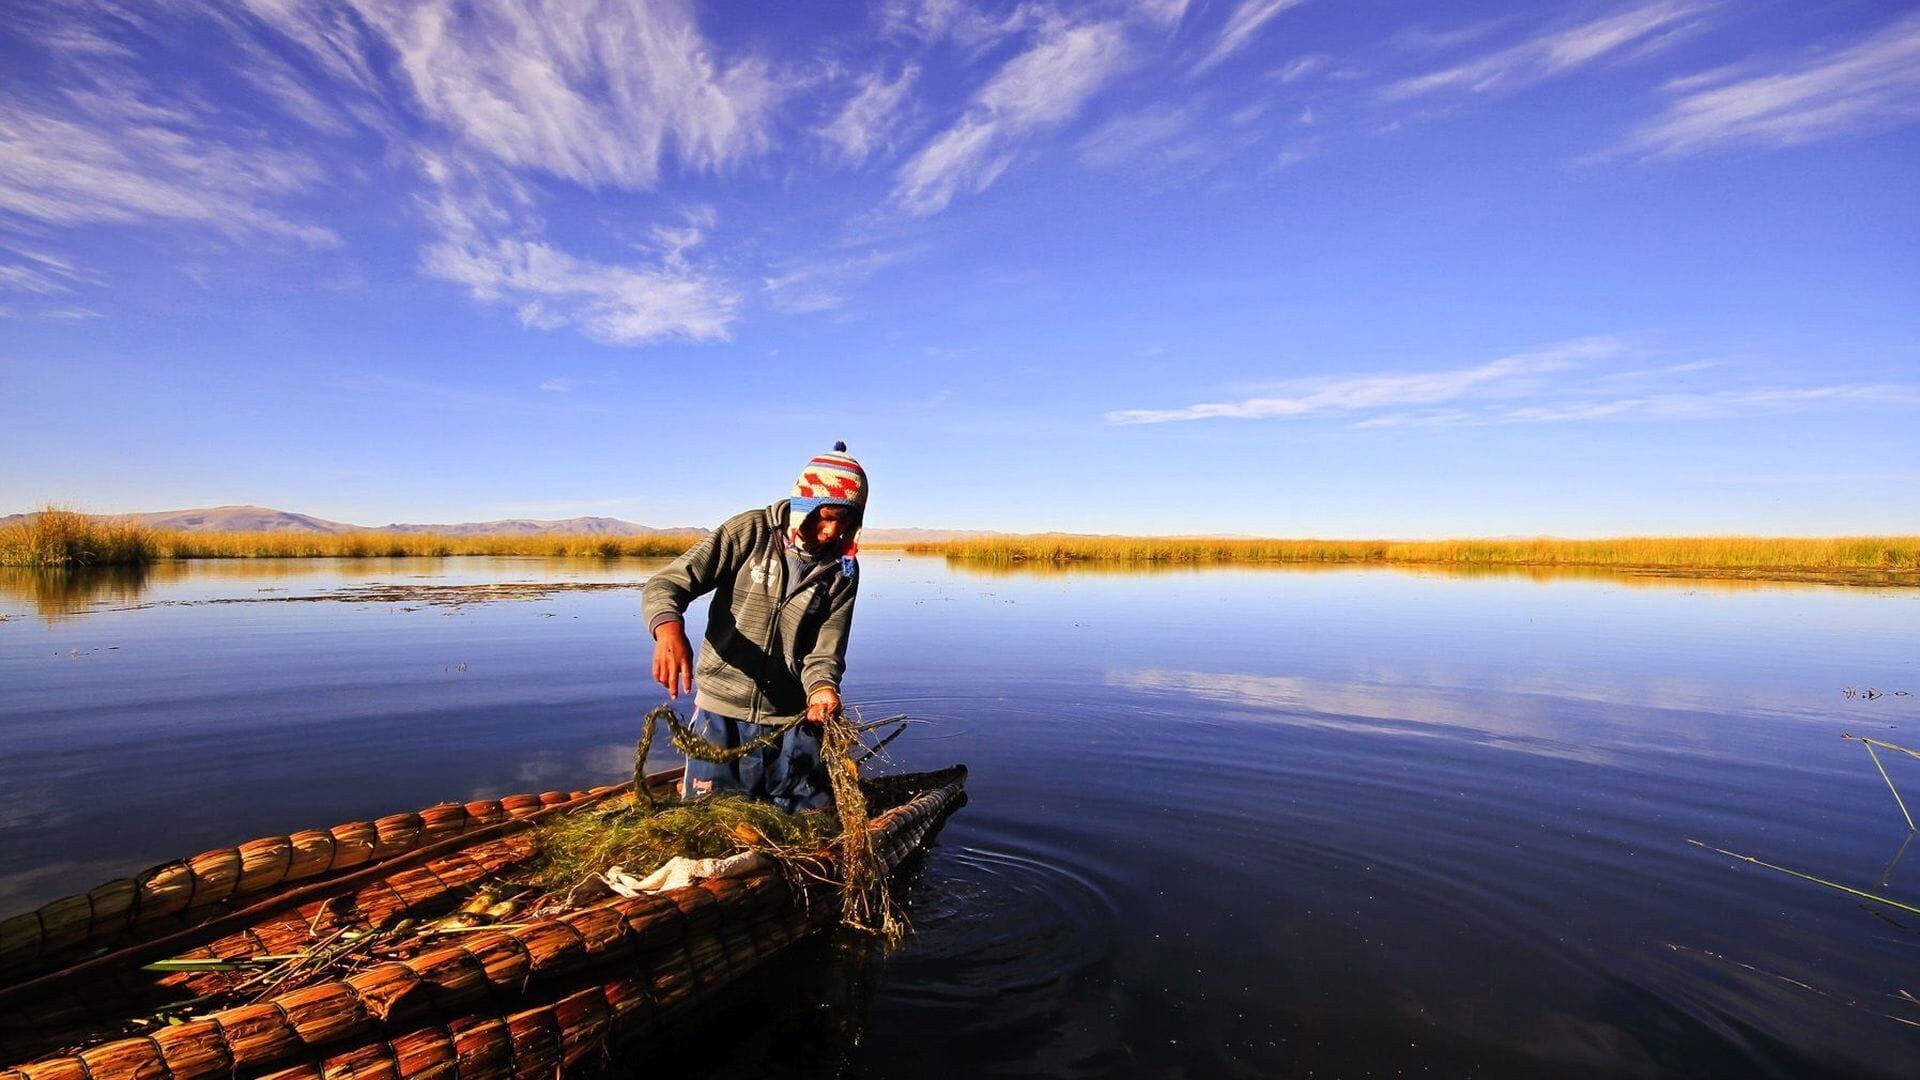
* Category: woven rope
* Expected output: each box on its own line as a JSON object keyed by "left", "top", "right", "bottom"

{"left": 631, "top": 705, "right": 805, "bottom": 811}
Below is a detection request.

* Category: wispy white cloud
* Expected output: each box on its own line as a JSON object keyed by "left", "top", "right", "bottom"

{"left": 762, "top": 247, "right": 910, "bottom": 314}
{"left": 878, "top": 0, "right": 1042, "bottom": 48}
{"left": 1141, "top": 0, "right": 1193, "bottom": 29}
{"left": 1107, "top": 338, "right": 1619, "bottom": 424}
{"left": 1388, "top": 19, "right": 1512, "bottom": 54}
{"left": 0, "top": 87, "right": 337, "bottom": 249}
{"left": 230, "top": 0, "right": 386, "bottom": 97}
{"left": 1075, "top": 106, "right": 1192, "bottom": 168}
{"left": 1346, "top": 409, "right": 1479, "bottom": 430}
{"left": 1269, "top": 139, "right": 1318, "bottom": 170}
{"left": 0, "top": 244, "right": 98, "bottom": 285}
{"left": 225, "top": 38, "right": 358, "bottom": 138}
{"left": 335, "top": 0, "right": 783, "bottom": 189}
{"left": 1115, "top": 338, "right": 1919, "bottom": 429}
{"left": 0, "top": 266, "right": 62, "bottom": 295}
{"left": 1192, "top": 0, "right": 1311, "bottom": 76}
{"left": 1352, "top": 381, "right": 1920, "bottom": 428}
{"left": 1585, "top": 359, "right": 1724, "bottom": 385}
{"left": 1271, "top": 54, "right": 1324, "bottom": 82}
{"left": 818, "top": 64, "right": 920, "bottom": 166}
{"left": 1618, "top": 10, "right": 1920, "bottom": 156}
{"left": 1382, "top": 1, "right": 1707, "bottom": 102}
{"left": 1492, "top": 384, "right": 1920, "bottom": 425}
{"left": 894, "top": 17, "right": 1132, "bottom": 214}
{"left": 226, "top": 1, "right": 774, "bottom": 347}
{"left": 0, "top": 3, "right": 349, "bottom": 300}
{"left": 538, "top": 378, "right": 572, "bottom": 393}
{"left": 420, "top": 175, "right": 737, "bottom": 346}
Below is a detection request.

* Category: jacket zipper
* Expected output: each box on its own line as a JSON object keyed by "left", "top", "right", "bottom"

{"left": 745, "top": 532, "right": 780, "bottom": 724}
{"left": 747, "top": 516, "right": 831, "bottom": 724}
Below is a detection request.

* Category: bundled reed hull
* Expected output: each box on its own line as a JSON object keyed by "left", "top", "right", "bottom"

{"left": 0, "top": 766, "right": 966, "bottom": 1080}
{"left": 0, "top": 775, "right": 688, "bottom": 988}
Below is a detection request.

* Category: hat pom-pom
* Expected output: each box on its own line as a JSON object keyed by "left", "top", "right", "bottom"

{"left": 832, "top": 440, "right": 847, "bottom": 452}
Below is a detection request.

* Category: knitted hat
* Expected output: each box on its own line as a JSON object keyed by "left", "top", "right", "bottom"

{"left": 788, "top": 442, "right": 867, "bottom": 561}
{"left": 790, "top": 442, "right": 868, "bottom": 522}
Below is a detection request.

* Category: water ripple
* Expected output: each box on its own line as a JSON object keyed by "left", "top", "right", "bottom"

{"left": 890, "top": 841, "right": 1118, "bottom": 1007}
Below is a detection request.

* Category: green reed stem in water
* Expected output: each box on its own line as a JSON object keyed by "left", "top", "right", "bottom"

{"left": 1687, "top": 839, "right": 1920, "bottom": 916}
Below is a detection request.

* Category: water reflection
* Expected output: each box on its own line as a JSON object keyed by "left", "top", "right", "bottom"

{"left": 1108, "top": 667, "right": 1625, "bottom": 763}
{"left": 1104, "top": 664, "right": 1821, "bottom": 762}
{"left": 0, "top": 557, "right": 670, "bottom": 620}
{"left": 0, "top": 564, "right": 167, "bottom": 621}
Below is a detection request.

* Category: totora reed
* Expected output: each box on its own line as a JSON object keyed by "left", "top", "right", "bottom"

{"left": 910, "top": 534, "right": 1920, "bottom": 578}
{"left": 0, "top": 509, "right": 696, "bottom": 566}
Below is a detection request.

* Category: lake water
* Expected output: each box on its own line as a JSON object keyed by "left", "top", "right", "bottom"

{"left": 2, "top": 556, "right": 1917, "bottom": 1077}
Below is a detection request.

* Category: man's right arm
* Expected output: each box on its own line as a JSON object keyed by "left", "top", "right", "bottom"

{"left": 641, "top": 524, "right": 734, "bottom": 699}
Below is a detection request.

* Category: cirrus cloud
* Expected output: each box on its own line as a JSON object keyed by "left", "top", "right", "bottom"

{"left": 1107, "top": 338, "right": 1620, "bottom": 425}
{"left": 1382, "top": 1, "right": 1708, "bottom": 102}
{"left": 1110, "top": 338, "right": 1920, "bottom": 430}
{"left": 1618, "top": 9, "right": 1920, "bottom": 157}
{"left": 894, "top": 17, "right": 1133, "bottom": 215}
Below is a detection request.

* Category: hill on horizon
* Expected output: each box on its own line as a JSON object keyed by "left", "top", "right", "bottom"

{"left": 0, "top": 505, "right": 1004, "bottom": 544}
{"left": 0, "top": 504, "right": 705, "bottom": 538}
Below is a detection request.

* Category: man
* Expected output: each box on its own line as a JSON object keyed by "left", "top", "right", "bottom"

{"left": 642, "top": 444, "right": 867, "bottom": 811}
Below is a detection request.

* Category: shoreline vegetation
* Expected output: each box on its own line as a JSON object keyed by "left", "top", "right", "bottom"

{"left": 904, "top": 535, "right": 1920, "bottom": 583}
{"left": 4, "top": 509, "right": 1915, "bottom": 584}
{"left": 0, "top": 510, "right": 694, "bottom": 566}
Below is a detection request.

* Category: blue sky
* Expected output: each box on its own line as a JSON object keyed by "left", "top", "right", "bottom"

{"left": 2, "top": 0, "right": 1916, "bottom": 536}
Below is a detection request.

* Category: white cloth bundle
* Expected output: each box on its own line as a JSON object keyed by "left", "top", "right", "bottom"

{"left": 600, "top": 850, "right": 775, "bottom": 896}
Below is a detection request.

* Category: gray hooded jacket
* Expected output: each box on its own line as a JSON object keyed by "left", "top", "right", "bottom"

{"left": 641, "top": 500, "right": 858, "bottom": 723}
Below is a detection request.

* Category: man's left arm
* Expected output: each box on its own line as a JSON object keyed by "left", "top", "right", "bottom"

{"left": 803, "top": 579, "right": 858, "bottom": 722}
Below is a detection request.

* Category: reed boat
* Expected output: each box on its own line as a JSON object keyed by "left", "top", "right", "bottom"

{"left": 0, "top": 763, "right": 967, "bottom": 1080}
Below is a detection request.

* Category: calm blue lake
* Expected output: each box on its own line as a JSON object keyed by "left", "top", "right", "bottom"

{"left": 2, "top": 555, "right": 1917, "bottom": 1077}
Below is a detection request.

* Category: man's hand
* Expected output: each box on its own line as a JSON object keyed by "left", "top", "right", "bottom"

{"left": 652, "top": 620, "right": 693, "bottom": 699}
{"left": 807, "top": 686, "right": 840, "bottom": 724}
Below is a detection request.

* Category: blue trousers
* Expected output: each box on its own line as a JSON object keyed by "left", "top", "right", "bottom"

{"left": 681, "top": 708, "right": 831, "bottom": 813}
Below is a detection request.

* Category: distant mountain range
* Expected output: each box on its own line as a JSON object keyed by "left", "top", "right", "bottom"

{"left": 0, "top": 505, "right": 1001, "bottom": 544}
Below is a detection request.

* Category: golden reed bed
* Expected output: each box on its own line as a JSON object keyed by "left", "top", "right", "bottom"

{"left": 0, "top": 511, "right": 694, "bottom": 566}
{"left": 905, "top": 534, "right": 1920, "bottom": 576}
{"left": 6, "top": 509, "right": 1915, "bottom": 577}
